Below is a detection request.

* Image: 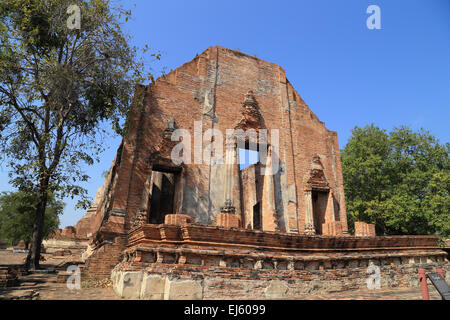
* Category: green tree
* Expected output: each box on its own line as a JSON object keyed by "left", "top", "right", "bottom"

{"left": 0, "top": 0, "right": 159, "bottom": 269}
{"left": 342, "top": 124, "right": 450, "bottom": 237}
{"left": 0, "top": 190, "right": 63, "bottom": 248}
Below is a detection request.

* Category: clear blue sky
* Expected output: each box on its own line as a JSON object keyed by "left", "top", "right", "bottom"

{"left": 1, "top": 0, "right": 449, "bottom": 228}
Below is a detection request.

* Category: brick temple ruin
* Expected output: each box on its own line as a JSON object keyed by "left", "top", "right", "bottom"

{"left": 67, "top": 46, "right": 447, "bottom": 299}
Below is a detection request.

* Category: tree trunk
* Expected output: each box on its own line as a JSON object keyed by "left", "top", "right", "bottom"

{"left": 25, "top": 179, "right": 49, "bottom": 271}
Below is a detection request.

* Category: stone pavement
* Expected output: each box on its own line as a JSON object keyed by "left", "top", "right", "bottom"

{"left": 0, "top": 250, "right": 28, "bottom": 265}
{"left": 0, "top": 272, "right": 126, "bottom": 300}
{"left": 0, "top": 249, "right": 81, "bottom": 270}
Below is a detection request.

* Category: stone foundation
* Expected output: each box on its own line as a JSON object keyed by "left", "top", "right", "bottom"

{"left": 112, "top": 260, "right": 449, "bottom": 300}
{"left": 111, "top": 223, "right": 449, "bottom": 299}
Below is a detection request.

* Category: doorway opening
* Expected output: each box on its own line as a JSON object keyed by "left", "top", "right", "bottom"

{"left": 253, "top": 202, "right": 262, "bottom": 230}
{"left": 312, "top": 189, "right": 328, "bottom": 235}
{"left": 148, "top": 165, "right": 180, "bottom": 224}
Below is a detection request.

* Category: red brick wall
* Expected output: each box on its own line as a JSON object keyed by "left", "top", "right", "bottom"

{"left": 354, "top": 221, "right": 376, "bottom": 236}
{"left": 164, "top": 213, "right": 194, "bottom": 226}
{"left": 216, "top": 213, "right": 241, "bottom": 228}
{"left": 94, "top": 46, "right": 348, "bottom": 234}
{"left": 81, "top": 236, "right": 127, "bottom": 280}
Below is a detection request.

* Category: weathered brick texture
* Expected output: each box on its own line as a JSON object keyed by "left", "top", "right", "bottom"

{"left": 164, "top": 214, "right": 195, "bottom": 226}
{"left": 354, "top": 221, "right": 376, "bottom": 237}
{"left": 80, "top": 236, "right": 127, "bottom": 280}
{"left": 216, "top": 213, "right": 241, "bottom": 228}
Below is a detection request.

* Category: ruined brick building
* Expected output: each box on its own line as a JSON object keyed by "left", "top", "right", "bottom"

{"left": 72, "top": 46, "right": 447, "bottom": 299}
{"left": 79, "top": 45, "right": 350, "bottom": 238}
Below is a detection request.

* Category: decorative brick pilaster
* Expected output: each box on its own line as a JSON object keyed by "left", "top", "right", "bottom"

{"left": 261, "top": 146, "right": 280, "bottom": 232}
{"left": 164, "top": 214, "right": 195, "bottom": 226}
{"left": 216, "top": 212, "right": 241, "bottom": 229}
{"left": 354, "top": 221, "right": 376, "bottom": 236}
{"left": 322, "top": 221, "right": 343, "bottom": 236}
{"left": 367, "top": 223, "right": 376, "bottom": 236}
{"left": 304, "top": 191, "right": 315, "bottom": 235}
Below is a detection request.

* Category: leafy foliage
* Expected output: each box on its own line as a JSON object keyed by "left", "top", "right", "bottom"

{"left": 0, "top": 0, "right": 159, "bottom": 207}
{"left": 0, "top": 190, "right": 63, "bottom": 246}
{"left": 342, "top": 124, "right": 450, "bottom": 237}
{"left": 0, "top": 0, "right": 160, "bottom": 268}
